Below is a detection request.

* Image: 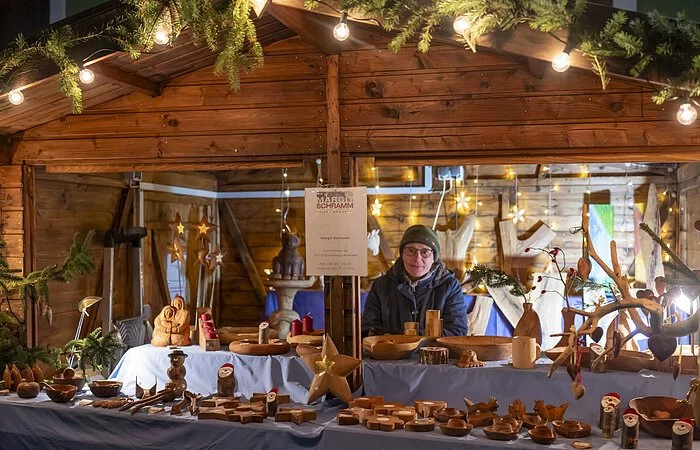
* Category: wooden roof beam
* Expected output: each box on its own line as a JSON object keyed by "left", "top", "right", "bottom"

{"left": 89, "top": 64, "right": 162, "bottom": 97}
{"left": 264, "top": 2, "right": 342, "bottom": 54}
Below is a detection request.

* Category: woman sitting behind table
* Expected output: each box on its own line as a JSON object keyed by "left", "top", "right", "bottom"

{"left": 362, "top": 224, "right": 468, "bottom": 337}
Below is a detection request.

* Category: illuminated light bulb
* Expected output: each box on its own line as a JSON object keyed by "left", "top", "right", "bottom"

{"left": 669, "top": 207, "right": 674, "bottom": 213}
{"left": 154, "top": 27, "right": 170, "bottom": 45}
{"left": 477, "top": 201, "right": 482, "bottom": 206}
{"left": 456, "top": 192, "right": 471, "bottom": 211}
{"left": 586, "top": 212, "right": 590, "bottom": 217}
{"left": 333, "top": 12, "right": 350, "bottom": 41}
{"left": 7, "top": 89, "right": 24, "bottom": 105}
{"left": 473, "top": 178, "right": 478, "bottom": 184}
{"left": 544, "top": 209, "right": 550, "bottom": 214}
{"left": 284, "top": 188, "right": 290, "bottom": 197}
{"left": 662, "top": 190, "right": 668, "bottom": 196}
{"left": 586, "top": 188, "right": 591, "bottom": 194}
{"left": 517, "top": 191, "right": 522, "bottom": 197}
{"left": 78, "top": 67, "right": 95, "bottom": 84}
{"left": 263, "top": 268, "right": 273, "bottom": 275}
{"left": 677, "top": 103, "right": 698, "bottom": 126}
{"left": 627, "top": 180, "right": 633, "bottom": 186}
{"left": 411, "top": 195, "right": 417, "bottom": 200}
{"left": 371, "top": 197, "right": 382, "bottom": 216}
{"left": 371, "top": 167, "right": 376, "bottom": 171}
{"left": 453, "top": 15, "right": 472, "bottom": 35}
{"left": 283, "top": 172, "right": 288, "bottom": 178}
{"left": 275, "top": 208, "right": 281, "bottom": 213}
{"left": 551, "top": 52, "right": 571, "bottom": 73}
{"left": 543, "top": 166, "right": 550, "bottom": 172}
{"left": 319, "top": 178, "right": 323, "bottom": 183}
{"left": 374, "top": 185, "right": 380, "bottom": 190}
{"left": 551, "top": 184, "right": 559, "bottom": 192}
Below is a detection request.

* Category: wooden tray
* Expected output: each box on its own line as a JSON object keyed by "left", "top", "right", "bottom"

{"left": 363, "top": 335, "right": 424, "bottom": 360}
{"left": 436, "top": 336, "right": 512, "bottom": 361}
{"left": 218, "top": 327, "right": 279, "bottom": 345}
{"left": 229, "top": 339, "right": 290, "bottom": 356}
{"left": 545, "top": 346, "right": 654, "bottom": 372}
{"left": 629, "top": 396, "right": 700, "bottom": 440}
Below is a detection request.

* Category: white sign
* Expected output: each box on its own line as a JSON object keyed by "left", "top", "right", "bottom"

{"left": 305, "top": 187, "right": 367, "bottom": 276}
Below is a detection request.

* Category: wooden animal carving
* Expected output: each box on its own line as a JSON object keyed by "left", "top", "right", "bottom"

{"left": 534, "top": 400, "right": 569, "bottom": 422}
{"left": 217, "top": 363, "right": 235, "bottom": 397}
{"left": 465, "top": 397, "right": 499, "bottom": 414}
{"left": 151, "top": 295, "right": 191, "bottom": 347}
{"left": 456, "top": 350, "right": 484, "bottom": 368}
{"left": 272, "top": 232, "right": 305, "bottom": 280}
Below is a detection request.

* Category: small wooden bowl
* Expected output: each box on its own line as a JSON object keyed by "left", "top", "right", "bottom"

{"left": 436, "top": 336, "right": 512, "bottom": 361}
{"left": 522, "top": 413, "right": 547, "bottom": 429}
{"left": 528, "top": 425, "right": 557, "bottom": 445}
{"left": 552, "top": 420, "right": 592, "bottom": 438}
{"left": 363, "top": 335, "right": 424, "bottom": 360}
{"left": 295, "top": 344, "right": 322, "bottom": 357}
{"left": 404, "top": 418, "right": 436, "bottom": 432}
{"left": 52, "top": 375, "right": 85, "bottom": 391}
{"left": 468, "top": 411, "right": 498, "bottom": 427}
{"left": 287, "top": 334, "right": 324, "bottom": 346}
{"left": 44, "top": 383, "right": 77, "bottom": 403}
{"left": 218, "top": 327, "right": 279, "bottom": 345}
{"left": 16, "top": 381, "right": 40, "bottom": 399}
{"left": 629, "top": 396, "right": 700, "bottom": 440}
{"left": 434, "top": 407, "right": 467, "bottom": 423}
{"left": 229, "top": 339, "right": 291, "bottom": 356}
{"left": 483, "top": 424, "right": 518, "bottom": 441}
{"left": 89, "top": 380, "right": 123, "bottom": 398}
{"left": 493, "top": 416, "right": 522, "bottom": 432}
{"left": 439, "top": 418, "right": 473, "bottom": 437}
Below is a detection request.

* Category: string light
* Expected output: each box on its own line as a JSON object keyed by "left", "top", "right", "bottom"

{"left": 551, "top": 52, "right": 571, "bottom": 72}
{"left": 677, "top": 102, "right": 697, "bottom": 126}
{"left": 279, "top": 169, "right": 290, "bottom": 235}
{"left": 586, "top": 164, "right": 591, "bottom": 194}
{"left": 546, "top": 164, "right": 552, "bottom": 225}
{"left": 456, "top": 191, "right": 471, "bottom": 212}
{"left": 154, "top": 25, "right": 171, "bottom": 45}
{"left": 333, "top": 12, "right": 350, "bottom": 41}
{"left": 7, "top": 89, "right": 24, "bottom": 105}
{"left": 316, "top": 158, "right": 323, "bottom": 187}
{"left": 509, "top": 168, "right": 525, "bottom": 223}
{"left": 78, "top": 67, "right": 95, "bottom": 84}
{"left": 372, "top": 166, "right": 382, "bottom": 216}
{"left": 453, "top": 15, "right": 472, "bottom": 35}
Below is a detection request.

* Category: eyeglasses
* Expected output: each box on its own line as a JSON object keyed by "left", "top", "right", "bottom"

{"left": 403, "top": 247, "right": 433, "bottom": 258}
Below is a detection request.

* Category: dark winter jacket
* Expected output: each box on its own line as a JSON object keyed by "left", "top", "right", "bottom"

{"left": 361, "top": 259, "right": 467, "bottom": 337}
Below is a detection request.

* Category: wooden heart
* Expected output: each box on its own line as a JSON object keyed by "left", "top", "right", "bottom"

{"left": 590, "top": 327, "right": 603, "bottom": 343}
{"left": 647, "top": 335, "right": 677, "bottom": 362}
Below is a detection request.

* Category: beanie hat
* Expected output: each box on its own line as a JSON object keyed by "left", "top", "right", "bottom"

{"left": 399, "top": 225, "right": 440, "bottom": 259}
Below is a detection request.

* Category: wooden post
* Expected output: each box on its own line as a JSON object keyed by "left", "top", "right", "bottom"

{"left": 22, "top": 164, "right": 37, "bottom": 347}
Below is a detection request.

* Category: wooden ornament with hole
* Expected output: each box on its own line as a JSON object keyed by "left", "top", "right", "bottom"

{"left": 365, "top": 415, "right": 405, "bottom": 431}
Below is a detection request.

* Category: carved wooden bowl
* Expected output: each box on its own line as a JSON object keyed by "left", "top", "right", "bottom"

{"left": 483, "top": 423, "right": 519, "bottom": 441}
{"left": 528, "top": 425, "right": 557, "bottom": 445}
{"left": 544, "top": 346, "right": 654, "bottom": 372}
{"left": 287, "top": 333, "right": 324, "bottom": 346}
{"left": 436, "top": 336, "right": 512, "bottom": 361}
{"left": 295, "top": 344, "right": 322, "bottom": 357}
{"left": 52, "top": 375, "right": 86, "bottom": 391}
{"left": 89, "top": 380, "right": 123, "bottom": 398}
{"left": 552, "top": 420, "right": 592, "bottom": 438}
{"left": 522, "top": 413, "right": 547, "bottom": 429}
{"left": 229, "top": 339, "right": 291, "bottom": 356}
{"left": 363, "top": 335, "right": 424, "bottom": 360}
{"left": 439, "top": 418, "right": 473, "bottom": 437}
{"left": 218, "top": 327, "right": 279, "bottom": 345}
{"left": 434, "top": 407, "right": 467, "bottom": 422}
{"left": 44, "top": 383, "right": 77, "bottom": 403}
{"left": 629, "top": 396, "right": 700, "bottom": 440}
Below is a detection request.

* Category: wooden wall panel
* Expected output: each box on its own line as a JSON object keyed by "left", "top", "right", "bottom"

{"left": 0, "top": 165, "right": 24, "bottom": 317}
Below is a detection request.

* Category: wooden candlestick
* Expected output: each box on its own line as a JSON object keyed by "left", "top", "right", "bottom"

{"left": 258, "top": 321, "right": 270, "bottom": 344}
{"left": 419, "top": 347, "right": 449, "bottom": 365}
{"left": 620, "top": 409, "right": 639, "bottom": 449}
{"left": 671, "top": 419, "right": 694, "bottom": 450}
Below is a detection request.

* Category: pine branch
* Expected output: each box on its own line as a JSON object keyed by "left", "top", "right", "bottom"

{"left": 467, "top": 264, "right": 529, "bottom": 299}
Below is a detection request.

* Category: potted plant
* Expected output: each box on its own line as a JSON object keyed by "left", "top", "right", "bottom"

{"left": 63, "top": 327, "right": 124, "bottom": 397}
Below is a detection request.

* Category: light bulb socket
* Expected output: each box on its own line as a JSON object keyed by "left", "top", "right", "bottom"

{"left": 339, "top": 11, "right": 348, "bottom": 25}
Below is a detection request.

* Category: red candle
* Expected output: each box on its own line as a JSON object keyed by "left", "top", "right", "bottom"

{"left": 302, "top": 315, "right": 313, "bottom": 333}
{"left": 290, "top": 319, "right": 302, "bottom": 337}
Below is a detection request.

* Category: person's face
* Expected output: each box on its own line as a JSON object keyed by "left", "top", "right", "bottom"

{"left": 402, "top": 243, "right": 434, "bottom": 280}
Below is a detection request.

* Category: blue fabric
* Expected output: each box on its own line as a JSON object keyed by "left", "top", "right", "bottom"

{"left": 263, "top": 291, "right": 369, "bottom": 330}
{"left": 361, "top": 260, "right": 467, "bottom": 336}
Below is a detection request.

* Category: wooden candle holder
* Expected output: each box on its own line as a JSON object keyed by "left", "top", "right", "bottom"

{"left": 197, "top": 307, "right": 220, "bottom": 351}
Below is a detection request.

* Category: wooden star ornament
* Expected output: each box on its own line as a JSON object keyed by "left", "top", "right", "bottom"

{"left": 169, "top": 212, "right": 186, "bottom": 239}
{"left": 302, "top": 335, "right": 361, "bottom": 404}
{"left": 208, "top": 245, "right": 225, "bottom": 271}
{"left": 193, "top": 215, "right": 217, "bottom": 240}
{"left": 168, "top": 238, "right": 185, "bottom": 264}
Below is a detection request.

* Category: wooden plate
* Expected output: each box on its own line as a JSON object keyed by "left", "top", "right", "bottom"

{"left": 218, "top": 327, "right": 279, "bottom": 345}
{"left": 363, "top": 335, "right": 424, "bottom": 360}
{"left": 436, "top": 336, "right": 512, "bottom": 361}
{"left": 229, "top": 339, "right": 290, "bottom": 356}
{"left": 287, "top": 334, "right": 324, "bottom": 346}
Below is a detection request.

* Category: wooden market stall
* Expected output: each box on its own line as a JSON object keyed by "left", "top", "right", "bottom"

{"left": 1, "top": 2, "right": 700, "bottom": 448}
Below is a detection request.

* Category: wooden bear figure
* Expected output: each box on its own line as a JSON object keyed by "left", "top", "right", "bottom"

{"left": 272, "top": 232, "right": 305, "bottom": 280}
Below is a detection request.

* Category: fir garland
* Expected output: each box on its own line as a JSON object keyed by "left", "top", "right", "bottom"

{"left": 0, "top": 1, "right": 698, "bottom": 112}
{"left": 467, "top": 264, "right": 530, "bottom": 300}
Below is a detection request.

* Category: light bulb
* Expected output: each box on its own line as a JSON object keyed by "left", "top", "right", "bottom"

{"left": 333, "top": 13, "right": 350, "bottom": 41}
{"left": 7, "top": 89, "right": 23, "bottom": 105}
{"left": 473, "top": 178, "right": 478, "bottom": 184}
{"left": 154, "top": 27, "right": 170, "bottom": 45}
{"left": 78, "top": 68, "right": 95, "bottom": 84}
{"left": 411, "top": 195, "right": 417, "bottom": 200}
{"left": 284, "top": 188, "right": 290, "bottom": 197}
{"left": 453, "top": 15, "right": 472, "bottom": 35}
{"left": 677, "top": 103, "right": 697, "bottom": 126}
{"left": 551, "top": 52, "right": 571, "bottom": 73}
{"left": 283, "top": 172, "right": 288, "bottom": 178}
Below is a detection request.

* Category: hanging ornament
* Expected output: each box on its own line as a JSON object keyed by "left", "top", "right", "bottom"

{"left": 168, "top": 238, "right": 185, "bottom": 264}
{"left": 509, "top": 169, "right": 526, "bottom": 223}
{"left": 455, "top": 191, "right": 471, "bottom": 212}
{"left": 169, "top": 212, "right": 186, "bottom": 239}
{"left": 371, "top": 197, "right": 383, "bottom": 216}
{"left": 193, "top": 214, "right": 217, "bottom": 240}
{"left": 208, "top": 245, "right": 226, "bottom": 271}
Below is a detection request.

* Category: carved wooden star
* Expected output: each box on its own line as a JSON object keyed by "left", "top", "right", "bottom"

{"left": 193, "top": 215, "right": 217, "bottom": 240}
{"left": 302, "top": 335, "right": 361, "bottom": 404}
{"left": 169, "top": 212, "right": 186, "bottom": 239}
{"left": 168, "top": 238, "right": 185, "bottom": 264}
{"left": 208, "top": 245, "right": 225, "bottom": 271}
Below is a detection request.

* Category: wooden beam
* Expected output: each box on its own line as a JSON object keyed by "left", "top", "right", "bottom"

{"left": 265, "top": 3, "right": 341, "bottom": 54}
{"left": 252, "top": 0, "right": 269, "bottom": 17}
{"left": 43, "top": 160, "right": 305, "bottom": 174}
{"left": 89, "top": 63, "right": 162, "bottom": 97}
{"left": 219, "top": 200, "right": 267, "bottom": 305}
{"left": 150, "top": 229, "right": 170, "bottom": 312}
{"left": 367, "top": 213, "right": 394, "bottom": 271}
{"left": 21, "top": 164, "right": 37, "bottom": 346}
{"left": 326, "top": 54, "right": 341, "bottom": 185}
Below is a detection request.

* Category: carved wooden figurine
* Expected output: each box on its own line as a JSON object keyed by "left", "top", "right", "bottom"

{"left": 600, "top": 405, "right": 617, "bottom": 439}
{"left": 620, "top": 408, "right": 639, "bottom": 449}
{"left": 671, "top": 418, "right": 694, "bottom": 450}
{"left": 598, "top": 392, "right": 621, "bottom": 435}
{"left": 272, "top": 232, "right": 305, "bottom": 280}
{"left": 152, "top": 295, "right": 191, "bottom": 347}
{"left": 217, "top": 363, "right": 235, "bottom": 397}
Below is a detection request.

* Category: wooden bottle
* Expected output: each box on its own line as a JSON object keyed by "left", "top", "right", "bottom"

{"left": 514, "top": 302, "right": 542, "bottom": 345}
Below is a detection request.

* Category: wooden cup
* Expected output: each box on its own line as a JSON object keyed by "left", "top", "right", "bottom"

{"left": 404, "top": 322, "right": 419, "bottom": 336}
{"left": 512, "top": 336, "right": 541, "bottom": 369}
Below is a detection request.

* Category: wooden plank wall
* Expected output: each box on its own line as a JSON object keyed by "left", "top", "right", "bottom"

{"left": 679, "top": 163, "right": 700, "bottom": 269}
{"left": 0, "top": 165, "right": 24, "bottom": 317}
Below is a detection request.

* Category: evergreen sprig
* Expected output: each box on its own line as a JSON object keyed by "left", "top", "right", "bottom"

{"left": 467, "top": 264, "right": 530, "bottom": 299}
{"left": 0, "top": 310, "right": 60, "bottom": 369}
{"left": 63, "top": 327, "right": 124, "bottom": 379}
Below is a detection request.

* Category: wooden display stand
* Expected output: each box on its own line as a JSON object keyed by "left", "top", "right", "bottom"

{"left": 197, "top": 307, "right": 221, "bottom": 351}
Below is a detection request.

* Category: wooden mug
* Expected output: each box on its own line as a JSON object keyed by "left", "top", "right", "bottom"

{"left": 512, "top": 336, "right": 541, "bottom": 369}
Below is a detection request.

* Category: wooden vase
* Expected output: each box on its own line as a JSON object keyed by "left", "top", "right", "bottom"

{"left": 555, "top": 308, "right": 576, "bottom": 347}
{"left": 513, "top": 302, "right": 542, "bottom": 346}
